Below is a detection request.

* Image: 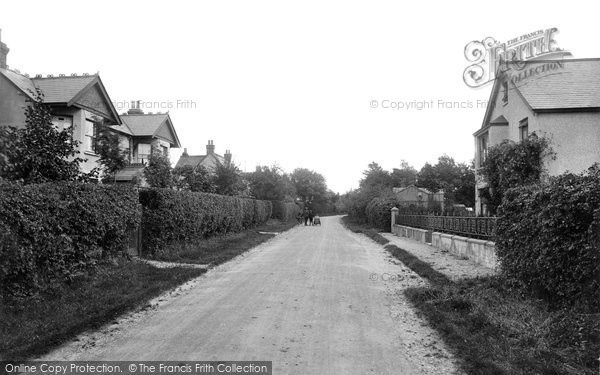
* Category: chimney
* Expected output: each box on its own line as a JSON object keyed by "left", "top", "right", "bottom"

{"left": 182, "top": 148, "right": 189, "bottom": 157}
{"left": 224, "top": 149, "right": 232, "bottom": 165}
{"left": 0, "top": 29, "right": 9, "bottom": 69}
{"left": 206, "top": 140, "right": 215, "bottom": 155}
{"left": 127, "top": 100, "right": 144, "bottom": 115}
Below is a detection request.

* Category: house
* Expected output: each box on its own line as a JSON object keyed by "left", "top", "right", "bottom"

{"left": 175, "top": 140, "right": 232, "bottom": 171}
{"left": 0, "top": 31, "right": 181, "bottom": 182}
{"left": 0, "top": 30, "right": 122, "bottom": 174}
{"left": 112, "top": 101, "right": 181, "bottom": 183}
{"left": 473, "top": 58, "right": 600, "bottom": 215}
{"left": 392, "top": 185, "right": 445, "bottom": 210}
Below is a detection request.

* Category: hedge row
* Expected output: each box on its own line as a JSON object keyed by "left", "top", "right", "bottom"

{"left": 365, "top": 196, "right": 398, "bottom": 231}
{"left": 271, "top": 200, "right": 300, "bottom": 221}
{"left": 0, "top": 182, "right": 141, "bottom": 296}
{"left": 140, "top": 188, "right": 272, "bottom": 256}
{"left": 496, "top": 165, "right": 600, "bottom": 310}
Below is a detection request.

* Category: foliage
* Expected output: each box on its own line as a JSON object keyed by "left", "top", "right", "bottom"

{"left": 139, "top": 188, "right": 272, "bottom": 256}
{"left": 172, "top": 165, "right": 216, "bottom": 193}
{"left": 416, "top": 155, "right": 475, "bottom": 207}
{"left": 143, "top": 148, "right": 173, "bottom": 188}
{"left": 390, "top": 160, "right": 418, "bottom": 187}
{"left": 0, "top": 182, "right": 141, "bottom": 296}
{"left": 213, "top": 162, "right": 246, "bottom": 196}
{"left": 365, "top": 193, "right": 398, "bottom": 231}
{"left": 495, "top": 164, "right": 600, "bottom": 310}
{"left": 95, "top": 119, "right": 129, "bottom": 183}
{"left": 0, "top": 89, "right": 85, "bottom": 184}
{"left": 360, "top": 162, "right": 393, "bottom": 189}
{"left": 247, "top": 165, "right": 295, "bottom": 200}
{"left": 271, "top": 200, "right": 300, "bottom": 221}
{"left": 290, "top": 168, "right": 327, "bottom": 203}
{"left": 480, "top": 133, "right": 553, "bottom": 214}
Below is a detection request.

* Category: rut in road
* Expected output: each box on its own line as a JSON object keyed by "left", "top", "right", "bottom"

{"left": 42, "top": 216, "right": 461, "bottom": 375}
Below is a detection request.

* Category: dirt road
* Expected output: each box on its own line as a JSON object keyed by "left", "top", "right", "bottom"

{"left": 43, "top": 216, "right": 460, "bottom": 374}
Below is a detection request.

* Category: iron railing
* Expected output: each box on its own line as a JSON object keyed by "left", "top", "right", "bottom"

{"left": 395, "top": 213, "right": 497, "bottom": 240}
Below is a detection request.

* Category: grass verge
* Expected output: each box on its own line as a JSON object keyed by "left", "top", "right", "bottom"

{"left": 149, "top": 219, "right": 299, "bottom": 265}
{"left": 0, "top": 261, "right": 206, "bottom": 361}
{"left": 341, "top": 215, "right": 599, "bottom": 375}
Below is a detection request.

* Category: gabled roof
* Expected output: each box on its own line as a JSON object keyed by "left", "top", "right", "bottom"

{"left": 175, "top": 153, "right": 225, "bottom": 169}
{"left": 0, "top": 69, "right": 122, "bottom": 124}
{"left": 393, "top": 184, "right": 435, "bottom": 195}
{"left": 479, "top": 58, "right": 600, "bottom": 131}
{"left": 119, "top": 113, "right": 181, "bottom": 147}
{"left": 489, "top": 115, "right": 509, "bottom": 125}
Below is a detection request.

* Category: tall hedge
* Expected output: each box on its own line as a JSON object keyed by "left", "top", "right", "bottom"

{"left": 271, "top": 200, "right": 300, "bottom": 221}
{"left": 495, "top": 165, "right": 600, "bottom": 310}
{"left": 140, "top": 188, "right": 272, "bottom": 256}
{"left": 366, "top": 195, "right": 398, "bottom": 231}
{"left": 0, "top": 182, "right": 141, "bottom": 296}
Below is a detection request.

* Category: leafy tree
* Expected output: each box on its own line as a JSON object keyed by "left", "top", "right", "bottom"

{"left": 416, "top": 155, "right": 475, "bottom": 207}
{"left": 360, "top": 162, "right": 393, "bottom": 189}
{"left": 480, "top": 133, "right": 553, "bottom": 214}
{"left": 0, "top": 89, "right": 84, "bottom": 183}
{"left": 144, "top": 148, "right": 173, "bottom": 188}
{"left": 94, "top": 119, "right": 129, "bottom": 183}
{"left": 290, "top": 168, "right": 327, "bottom": 203}
{"left": 213, "top": 162, "right": 246, "bottom": 196}
{"left": 390, "top": 160, "right": 417, "bottom": 187}
{"left": 172, "top": 164, "right": 215, "bottom": 193}
{"left": 248, "top": 165, "right": 295, "bottom": 200}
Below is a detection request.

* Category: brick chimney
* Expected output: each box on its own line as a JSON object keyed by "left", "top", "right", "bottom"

{"left": 127, "top": 100, "right": 144, "bottom": 115}
{"left": 182, "top": 148, "right": 189, "bottom": 157}
{"left": 206, "top": 140, "right": 215, "bottom": 155}
{"left": 0, "top": 29, "right": 9, "bottom": 69}
{"left": 224, "top": 149, "right": 232, "bottom": 165}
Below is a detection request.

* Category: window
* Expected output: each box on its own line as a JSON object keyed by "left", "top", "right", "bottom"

{"left": 51, "top": 115, "right": 73, "bottom": 131}
{"left": 502, "top": 81, "right": 508, "bottom": 104}
{"left": 137, "top": 143, "right": 151, "bottom": 163}
{"left": 519, "top": 118, "right": 529, "bottom": 141}
{"left": 84, "top": 119, "right": 96, "bottom": 153}
{"left": 479, "top": 133, "right": 488, "bottom": 166}
{"left": 161, "top": 145, "right": 168, "bottom": 156}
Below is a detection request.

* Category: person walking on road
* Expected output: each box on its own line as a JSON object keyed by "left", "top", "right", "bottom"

{"left": 303, "top": 209, "right": 310, "bottom": 226}
{"left": 308, "top": 210, "right": 314, "bottom": 226}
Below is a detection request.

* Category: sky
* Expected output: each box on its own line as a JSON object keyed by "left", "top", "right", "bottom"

{"left": 1, "top": 0, "right": 598, "bottom": 193}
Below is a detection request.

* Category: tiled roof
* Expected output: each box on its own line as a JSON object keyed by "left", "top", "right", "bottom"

{"left": 120, "top": 114, "right": 169, "bottom": 136}
{"left": 30, "top": 75, "right": 96, "bottom": 103}
{"left": 510, "top": 58, "right": 600, "bottom": 110}
{"left": 0, "top": 68, "right": 36, "bottom": 97}
{"left": 175, "top": 155, "right": 207, "bottom": 168}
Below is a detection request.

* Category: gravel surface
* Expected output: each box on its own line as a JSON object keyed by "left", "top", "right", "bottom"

{"left": 40, "top": 216, "right": 462, "bottom": 374}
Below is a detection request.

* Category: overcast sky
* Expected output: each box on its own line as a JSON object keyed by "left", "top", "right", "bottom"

{"left": 1, "top": 1, "right": 598, "bottom": 193}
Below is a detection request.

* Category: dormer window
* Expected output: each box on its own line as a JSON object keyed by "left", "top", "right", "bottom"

{"left": 502, "top": 81, "right": 509, "bottom": 104}
{"left": 519, "top": 118, "right": 529, "bottom": 141}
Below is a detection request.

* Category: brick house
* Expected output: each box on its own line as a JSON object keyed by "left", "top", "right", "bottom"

{"left": 473, "top": 58, "right": 600, "bottom": 215}
{"left": 175, "top": 140, "right": 232, "bottom": 171}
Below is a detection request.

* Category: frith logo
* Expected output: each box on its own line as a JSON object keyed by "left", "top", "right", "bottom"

{"left": 463, "top": 28, "right": 571, "bottom": 88}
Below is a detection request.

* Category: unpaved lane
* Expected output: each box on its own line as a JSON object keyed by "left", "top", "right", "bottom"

{"left": 43, "top": 216, "right": 460, "bottom": 374}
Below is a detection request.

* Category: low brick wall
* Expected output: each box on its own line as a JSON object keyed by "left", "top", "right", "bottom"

{"left": 431, "top": 232, "right": 497, "bottom": 269}
{"left": 391, "top": 224, "right": 497, "bottom": 269}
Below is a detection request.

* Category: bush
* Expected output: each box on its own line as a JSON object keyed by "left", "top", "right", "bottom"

{"left": 495, "top": 165, "right": 600, "bottom": 310}
{"left": 139, "top": 188, "right": 272, "bottom": 256}
{"left": 365, "top": 194, "right": 398, "bottom": 231}
{"left": 271, "top": 200, "right": 300, "bottom": 221}
{"left": 0, "top": 182, "right": 141, "bottom": 296}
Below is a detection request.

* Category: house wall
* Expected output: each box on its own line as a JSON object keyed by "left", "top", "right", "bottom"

{"left": 0, "top": 74, "right": 27, "bottom": 127}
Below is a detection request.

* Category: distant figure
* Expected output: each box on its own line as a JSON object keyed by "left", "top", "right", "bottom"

{"left": 308, "top": 210, "right": 314, "bottom": 225}
{"left": 313, "top": 214, "right": 321, "bottom": 226}
{"left": 296, "top": 211, "right": 303, "bottom": 225}
{"left": 303, "top": 209, "right": 310, "bottom": 226}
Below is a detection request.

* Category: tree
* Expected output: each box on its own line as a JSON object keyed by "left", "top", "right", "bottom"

{"left": 390, "top": 160, "right": 417, "bottom": 187}
{"left": 416, "top": 155, "right": 475, "bottom": 207}
{"left": 480, "top": 133, "right": 553, "bottom": 214}
{"left": 290, "top": 168, "right": 327, "bottom": 203}
{"left": 0, "top": 89, "right": 84, "bottom": 183}
{"left": 213, "top": 162, "right": 246, "bottom": 196}
{"left": 144, "top": 148, "right": 173, "bottom": 188}
{"left": 247, "top": 165, "right": 295, "bottom": 200}
{"left": 172, "top": 164, "right": 215, "bottom": 193}
{"left": 360, "top": 162, "right": 393, "bottom": 189}
{"left": 94, "top": 119, "right": 129, "bottom": 183}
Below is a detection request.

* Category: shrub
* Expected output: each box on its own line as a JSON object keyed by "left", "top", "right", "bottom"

{"left": 139, "top": 188, "right": 272, "bottom": 256}
{"left": 271, "top": 200, "right": 300, "bottom": 221}
{"left": 365, "top": 194, "right": 398, "bottom": 231}
{"left": 495, "top": 165, "right": 600, "bottom": 310}
{"left": 0, "top": 182, "right": 141, "bottom": 296}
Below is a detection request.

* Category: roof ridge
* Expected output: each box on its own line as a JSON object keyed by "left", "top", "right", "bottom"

{"left": 31, "top": 73, "right": 98, "bottom": 80}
